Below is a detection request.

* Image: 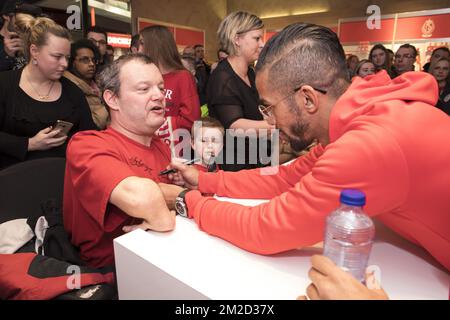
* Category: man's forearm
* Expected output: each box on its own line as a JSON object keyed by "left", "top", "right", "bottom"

{"left": 110, "top": 177, "right": 173, "bottom": 223}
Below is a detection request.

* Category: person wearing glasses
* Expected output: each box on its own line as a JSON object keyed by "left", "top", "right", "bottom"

{"left": 393, "top": 44, "right": 417, "bottom": 77}
{"left": 87, "top": 26, "right": 109, "bottom": 72}
{"left": 206, "top": 11, "right": 275, "bottom": 172}
{"left": 0, "top": 14, "right": 96, "bottom": 170}
{"left": 156, "top": 23, "right": 449, "bottom": 275}
{"left": 64, "top": 39, "right": 108, "bottom": 129}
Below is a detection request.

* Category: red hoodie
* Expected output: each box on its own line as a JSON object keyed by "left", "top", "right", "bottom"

{"left": 185, "top": 71, "right": 450, "bottom": 271}
{"left": 156, "top": 70, "right": 200, "bottom": 155}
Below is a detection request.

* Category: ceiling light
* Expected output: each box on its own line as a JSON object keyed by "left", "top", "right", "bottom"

{"left": 260, "top": 6, "right": 329, "bottom": 19}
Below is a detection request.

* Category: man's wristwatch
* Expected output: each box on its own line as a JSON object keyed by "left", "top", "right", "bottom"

{"left": 175, "top": 189, "right": 189, "bottom": 218}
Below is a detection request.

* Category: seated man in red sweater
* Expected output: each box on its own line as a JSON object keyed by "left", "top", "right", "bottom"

{"left": 158, "top": 23, "right": 450, "bottom": 273}
{"left": 63, "top": 54, "right": 176, "bottom": 268}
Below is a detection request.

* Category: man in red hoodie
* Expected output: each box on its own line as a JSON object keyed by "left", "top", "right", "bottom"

{"left": 143, "top": 23, "right": 450, "bottom": 277}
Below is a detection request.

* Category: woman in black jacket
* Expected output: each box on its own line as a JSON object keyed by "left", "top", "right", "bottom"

{"left": 0, "top": 14, "right": 96, "bottom": 170}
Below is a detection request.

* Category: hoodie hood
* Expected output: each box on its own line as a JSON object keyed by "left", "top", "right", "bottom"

{"left": 329, "top": 70, "right": 438, "bottom": 142}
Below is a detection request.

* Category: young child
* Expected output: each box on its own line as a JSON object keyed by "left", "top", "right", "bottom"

{"left": 191, "top": 117, "right": 224, "bottom": 172}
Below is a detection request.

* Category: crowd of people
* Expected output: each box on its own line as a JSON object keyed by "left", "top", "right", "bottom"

{"left": 0, "top": 0, "right": 449, "bottom": 300}
{"left": 347, "top": 43, "right": 450, "bottom": 114}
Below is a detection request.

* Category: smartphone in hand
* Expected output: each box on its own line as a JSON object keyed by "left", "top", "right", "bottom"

{"left": 51, "top": 120, "right": 73, "bottom": 138}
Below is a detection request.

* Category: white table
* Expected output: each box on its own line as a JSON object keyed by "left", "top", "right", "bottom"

{"left": 114, "top": 197, "right": 449, "bottom": 300}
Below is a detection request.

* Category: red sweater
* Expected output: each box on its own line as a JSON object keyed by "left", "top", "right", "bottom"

{"left": 185, "top": 71, "right": 450, "bottom": 271}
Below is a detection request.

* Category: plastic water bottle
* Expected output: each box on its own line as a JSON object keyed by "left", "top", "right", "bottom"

{"left": 323, "top": 189, "right": 375, "bottom": 283}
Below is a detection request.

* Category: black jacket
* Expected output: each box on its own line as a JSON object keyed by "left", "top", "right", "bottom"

{"left": 436, "top": 81, "right": 450, "bottom": 115}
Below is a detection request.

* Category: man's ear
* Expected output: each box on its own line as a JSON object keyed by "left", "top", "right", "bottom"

{"left": 298, "top": 86, "right": 320, "bottom": 115}
{"left": 103, "top": 90, "right": 119, "bottom": 111}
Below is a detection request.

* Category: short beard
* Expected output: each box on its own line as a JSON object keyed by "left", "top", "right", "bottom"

{"left": 287, "top": 121, "right": 313, "bottom": 152}
{"left": 285, "top": 97, "right": 314, "bottom": 153}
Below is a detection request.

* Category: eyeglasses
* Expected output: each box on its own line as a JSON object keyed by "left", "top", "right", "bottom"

{"left": 258, "top": 86, "right": 327, "bottom": 118}
{"left": 88, "top": 38, "right": 107, "bottom": 46}
{"left": 394, "top": 54, "right": 414, "bottom": 60}
{"left": 75, "top": 57, "right": 98, "bottom": 65}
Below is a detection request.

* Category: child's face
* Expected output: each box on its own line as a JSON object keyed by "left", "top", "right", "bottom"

{"left": 192, "top": 127, "right": 224, "bottom": 164}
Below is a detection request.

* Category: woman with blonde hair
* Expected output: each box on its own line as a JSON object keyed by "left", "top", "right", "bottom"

{"left": 355, "top": 59, "right": 376, "bottom": 78}
{"left": 429, "top": 56, "right": 450, "bottom": 115}
{"left": 0, "top": 14, "right": 96, "bottom": 169}
{"left": 207, "top": 11, "right": 274, "bottom": 171}
{"left": 139, "top": 25, "right": 200, "bottom": 156}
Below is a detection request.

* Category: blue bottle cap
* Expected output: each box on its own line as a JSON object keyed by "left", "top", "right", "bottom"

{"left": 340, "top": 189, "right": 366, "bottom": 206}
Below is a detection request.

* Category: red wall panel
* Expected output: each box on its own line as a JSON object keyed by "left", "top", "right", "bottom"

{"left": 340, "top": 19, "right": 395, "bottom": 43}
{"left": 395, "top": 13, "right": 450, "bottom": 40}
{"left": 175, "top": 28, "right": 204, "bottom": 46}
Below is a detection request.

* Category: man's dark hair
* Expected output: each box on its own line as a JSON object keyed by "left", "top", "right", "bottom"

{"left": 432, "top": 46, "right": 450, "bottom": 57}
{"left": 398, "top": 43, "right": 417, "bottom": 57}
{"left": 130, "top": 34, "right": 139, "bottom": 50}
{"left": 87, "top": 25, "right": 107, "bottom": 40}
{"left": 68, "top": 38, "right": 100, "bottom": 72}
{"left": 256, "top": 23, "right": 349, "bottom": 98}
{"left": 193, "top": 44, "right": 204, "bottom": 50}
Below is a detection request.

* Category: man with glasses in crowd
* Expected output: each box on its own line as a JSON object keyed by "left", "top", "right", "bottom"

{"left": 153, "top": 23, "right": 449, "bottom": 299}
{"left": 87, "top": 26, "right": 109, "bottom": 72}
{"left": 393, "top": 43, "right": 417, "bottom": 76}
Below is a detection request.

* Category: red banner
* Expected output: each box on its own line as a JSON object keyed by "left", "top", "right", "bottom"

{"left": 174, "top": 28, "right": 204, "bottom": 46}
{"left": 339, "top": 18, "right": 395, "bottom": 43}
{"left": 339, "top": 10, "right": 450, "bottom": 44}
{"left": 395, "top": 13, "right": 450, "bottom": 40}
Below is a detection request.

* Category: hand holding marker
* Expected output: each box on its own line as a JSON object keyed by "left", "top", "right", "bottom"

{"left": 159, "top": 158, "right": 200, "bottom": 176}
